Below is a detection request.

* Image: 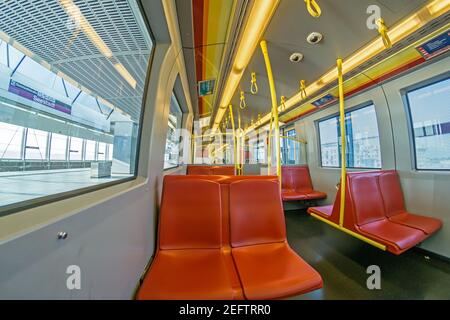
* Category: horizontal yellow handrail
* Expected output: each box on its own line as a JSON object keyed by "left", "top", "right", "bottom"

{"left": 310, "top": 213, "right": 387, "bottom": 251}
{"left": 280, "top": 135, "right": 307, "bottom": 144}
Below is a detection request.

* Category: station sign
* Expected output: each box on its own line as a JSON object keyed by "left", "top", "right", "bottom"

{"left": 8, "top": 80, "right": 72, "bottom": 114}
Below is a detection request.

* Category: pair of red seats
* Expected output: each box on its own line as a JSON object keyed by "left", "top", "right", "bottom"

{"left": 137, "top": 175, "right": 322, "bottom": 300}
{"left": 308, "top": 170, "right": 442, "bottom": 255}
{"left": 187, "top": 165, "right": 235, "bottom": 175}
{"left": 281, "top": 165, "right": 327, "bottom": 201}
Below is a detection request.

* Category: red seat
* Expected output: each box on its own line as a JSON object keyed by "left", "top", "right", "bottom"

{"left": 211, "top": 166, "right": 235, "bottom": 175}
{"left": 281, "top": 166, "right": 326, "bottom": 201}
{"left": 308, "top": 170, "right": 442, "bottom": 255}
{"left": 186, "top": 165, "right": 211, "bottom": 175}
{"left": 378, "top": 171, "right": 442, "bottom": 235}
{"left": 187, "top": 165, "right": 235, "bottom": 175}
{"left": 136, "top": 178, "right": 243, "bottom": 300}
{"left": 229, "top": 179, "right": 323, "bottom": 299}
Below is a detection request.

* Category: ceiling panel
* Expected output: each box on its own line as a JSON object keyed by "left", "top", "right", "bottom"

{"left": 226, "top": 0, "right": 427, "bottom": 127}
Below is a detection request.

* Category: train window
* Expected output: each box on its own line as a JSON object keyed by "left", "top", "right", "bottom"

{"left": 0, "top": 0, "right": 153, "bottom": 211}
{"left": 50, "top": 133, "right": 68, "bottom": 161}
{"left": 0, "top": 122, "right": 24, "bottom": 159}
{"left": 406, "top": 78, "right": 450, "bottom": 170}
{"left": 282, "top": 128, "right": 298, "bottom": 165}
{"left": 69, "top": 137, "right": 83, "bottom": 161}
{"left": 164, "top": 93, "right": 183, "bottom": 169}
{"left": 319, "top": 104, "right": 382, "bottom": 168}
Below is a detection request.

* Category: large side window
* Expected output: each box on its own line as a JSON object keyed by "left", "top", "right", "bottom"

{"left": 318, "top": 104, "right": 382, "bottom": 168}
{"left": 406, "top": 78, "right": 450, "bottom": 170}
{"left": 164, "top": 94, "right": 183, "bottom": 169}
{"left": 0, "top": 0, "right": 153, "bottom": 211}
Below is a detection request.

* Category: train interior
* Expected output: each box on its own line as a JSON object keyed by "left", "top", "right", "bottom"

{"left": 0, "top": 0, "right": 449, "bottom": 300}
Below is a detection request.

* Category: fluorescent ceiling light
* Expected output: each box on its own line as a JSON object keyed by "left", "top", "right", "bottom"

{"left": 212, "top": 0, "right": 280, "bottom": 132}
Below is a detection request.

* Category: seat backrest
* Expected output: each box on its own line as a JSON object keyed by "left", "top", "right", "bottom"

{"left": 281, "top": 166, "right": 295, "bottom": 190}
{"left": 281, "top": 165, "right": 313, "bottom": 191}
{"left": 186, "top": 165, "right": 211, "bottom": 175}
{"left": 348, "top": 172, "right": 386, "bottom": 226}
{"left": 378, "top": 171, "right": 406, "bottom": 217}
{"left": 211, "top": 166, "right": 235, "bottom": 175}
{"left": 229, "top": 179, "right": 286, "bottom": 247}
{"left": 159, "top": 178, "right": 222, "bottom": 249}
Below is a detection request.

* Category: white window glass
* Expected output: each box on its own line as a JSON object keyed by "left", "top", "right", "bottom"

{"left": 25, "top": 129, "right": 48, "bottom": 160}
{"left": 97, "top": 142, "right": 106, "bottom": 161}
{"left": 0, "top": 0, "right": 153, "bottom": 210}
{"left": 406, "top": 78, "right": 450, "bottom": 170}
{"left": 164, "top": 94, "right": 183, "bottom": 169}
{"left": 108, "top": 144, "right": 113, "bottom": 161}
{"left": 50, "top": 133, "right": 67, "bottom": 160}
{"left": 85, "top": 140, "right": 97, "bottom": 161}
{"left": 0, "top": 122, "right": 24, "bottom": 159}
{"left": 69, "top": 137, "right": 83, "bottom": 161}
{"left": 319, "top": 104, "right": 381, "bottom": 168}
{"left": 319, "top": 117, "right": 339, "bottom": 167}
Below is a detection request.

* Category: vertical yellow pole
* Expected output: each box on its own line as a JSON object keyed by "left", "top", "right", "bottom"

{"left": 228, "top": 105, "right": 238, "bottom": 174}
{"left": 337, "top": 58, "right": 346, "bottom": 227}
{"left": 260, "top": 40, "right": 281, "bottom": 180}
{"left": 267, "top": 111, "right": 273, "bottom": 174}
{"left": 191, "top": 134, "right": 195, "bottom": 164}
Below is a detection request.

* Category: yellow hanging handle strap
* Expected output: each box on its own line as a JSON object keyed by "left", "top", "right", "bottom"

{"left": 304, "top": 0, "right": 321, "bottom": 18}
{"left": 250, "top": 72, "right": 258, "bottom": 94}
{"left": 299, "top": 80, "right": 307, "bottom": 99}
{"left": 280, "top": 95, "right": 286, "bottom": 111}
{"left": 376, "top": 18, "right": 392, "bottom": 49}
{"left": 337, "top": 58, "right": 346, "bottom": 227}
{"left": 239, "top": 90, "right": 247, "bottom": 109}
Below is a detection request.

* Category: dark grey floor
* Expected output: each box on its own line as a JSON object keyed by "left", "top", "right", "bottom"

{"left": 285, "top": 210, "right": 450, "bottom": 300}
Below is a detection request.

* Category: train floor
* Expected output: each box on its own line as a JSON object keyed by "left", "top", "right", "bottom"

{"left": 285, "top": 210, "right": 450, "bottom": 300}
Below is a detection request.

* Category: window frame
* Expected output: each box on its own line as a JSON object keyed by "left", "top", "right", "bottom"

{"left": 316, "top": 101, "right": 382, "bottom": 170}
{"left": 402, "top": 74, "right": 450, "bottom": 172}
{"left": 163, "top": 92, "right": 184, "bottom": 171}
{"left": 0, "top": 1, "right": 156, "bottom": 217}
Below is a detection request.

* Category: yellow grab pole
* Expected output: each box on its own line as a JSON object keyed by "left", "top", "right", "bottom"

{"left": 337, "top": 58, "right": 346, "bottom": 227}
{"left": 191, "top": 134, "right": 195, "bottom": 164}
{"left": 260, "top": 40, "right": 281, "bottom": 180}
{"left": 228, "top": 104, "right": 238, "bottom": 174}
{"left": 237, "top": 108, "right": 243, "bottom": 175}
{"left": 267, "top": 110, "right": 273, "bottom": 174}
{"left": 310, "top": 213, "right": 386, "bottom": 251}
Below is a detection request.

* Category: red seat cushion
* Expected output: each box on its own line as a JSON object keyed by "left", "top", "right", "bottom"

{"left": 136, "top": 249, "right": 242, "bottom": 300}
{"left": 378, "top": 171, "right": 443, "bottom": 235}
{"left": 389, "top": 212, "right": 442, "bottom": 235}
{"left": 308, "top": 205, "right": 333, "bottom": 218}
{"left": 281, "top": 166, "right": 326, "bottom": 201}
{"left": 306, "top": 191, "right": 327, "bottom": 200}
{"left": 282, "top": 190, "right": 308, "bottom": 201}
{"left": 358, "top": 219, "right": 427, "bottom": 254}
{"left": 232, "top": 243, "right": 323, "bottom": 299}
{"left": 229, "top": 179, "right": 323, "bottom": 298}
